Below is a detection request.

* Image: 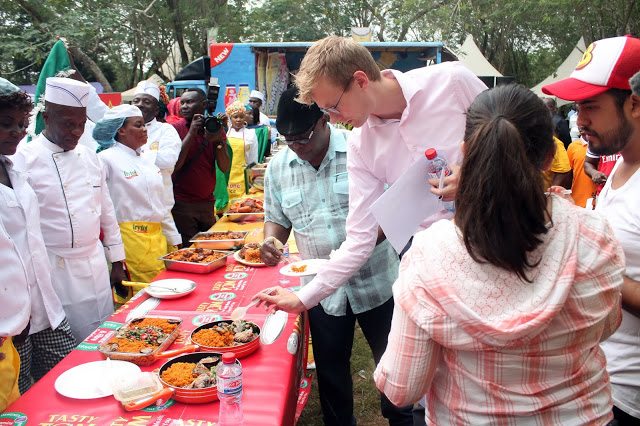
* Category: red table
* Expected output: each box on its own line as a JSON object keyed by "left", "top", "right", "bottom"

{"left": 3, "top": 258, "right": 310, "bottom": 426}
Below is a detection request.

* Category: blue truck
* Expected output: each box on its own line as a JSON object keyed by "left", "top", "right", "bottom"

{"left": 166, "top": 41, "right": 453, "bottom": 115}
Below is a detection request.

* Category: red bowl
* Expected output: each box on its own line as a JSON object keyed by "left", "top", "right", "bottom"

{"left": 189, "top": 320, "right": 261, "bottom": 359}
{"left": 158, "top": 352, "right": 223, "bottom": 404}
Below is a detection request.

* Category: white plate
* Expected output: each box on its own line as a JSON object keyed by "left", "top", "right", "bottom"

{"left": 233, "top": 250, "right": 266, "bottom": 267}
{"left": 54, "top": 360, "right": 141, "bottom": 399}
{"left": 279, "top": 259, "right": 329, "bottom": 277}
{"left": 144, "top": 278, "right": 197, "bottom": 299}
{"left": 261, "top": 310, "right": 288, "bottom": 345}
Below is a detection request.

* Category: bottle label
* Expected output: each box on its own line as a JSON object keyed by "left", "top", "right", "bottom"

{"left": 219, "top": 377, "right": 242, "bottom": 395}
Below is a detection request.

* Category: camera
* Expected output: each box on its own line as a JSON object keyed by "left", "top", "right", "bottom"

{"left": 204, "top": 112, "right": 223, "bottom": 133}
{"left": 203, "top": 82, "right": 222, "bottom": 133}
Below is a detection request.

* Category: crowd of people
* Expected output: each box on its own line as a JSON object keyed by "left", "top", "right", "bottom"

{"left": 1, "top": 33, "right": 639, "bottom": 426}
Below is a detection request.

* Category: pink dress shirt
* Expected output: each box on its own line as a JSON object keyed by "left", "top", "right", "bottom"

{"left": 297, "top": 62, "right": 487, "bottom": 309}
{"left": 374, "top": 196, "right": 624, "bottom": 425}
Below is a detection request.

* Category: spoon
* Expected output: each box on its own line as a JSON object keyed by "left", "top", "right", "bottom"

{"left": 230, "top": 289, "right": 276, "bottom": 321}
{"left": 230, "top": 298, "right": 261, "bottom": 321}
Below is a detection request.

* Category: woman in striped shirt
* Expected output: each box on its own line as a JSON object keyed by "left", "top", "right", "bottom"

{"left": 374, "top": 84, "right": 624, "bottom": 425}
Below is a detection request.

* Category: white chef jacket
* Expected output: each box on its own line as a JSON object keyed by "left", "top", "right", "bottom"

{"left": 12, "top": 134, "right": 125, "bottom": 261}
{"left": 259, "top": 111, "right": 270, "bottom": 127}
{"left": 140, "top": 119, "right": 181, "bottom": 211}
{"left": 78, "top": 120, "right": 98, "bottom": 153}
{"left": 12, "top": 134, "right": 125, "bottom": 341}
{"left": 99, "top": 143, "right": 181, "bottom": 245}
{"left": 0, "top": 159, "right": 31, "bottom": 337}
{"left": 0, "top": 156, "right": 65, "bottom": 335}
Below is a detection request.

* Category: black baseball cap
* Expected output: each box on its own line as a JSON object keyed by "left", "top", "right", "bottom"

{"left": 276, "top": 87, "right": 324, "bottom": 136}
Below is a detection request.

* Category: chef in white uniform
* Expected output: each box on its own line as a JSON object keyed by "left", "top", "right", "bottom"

{"left": 95, "top": 104, "right": 181, "bottom": 284}
{"left": 1, "top": 77, "right": 76, "bottom": 394}
{"left": 133, "top": 81, "right": 182, "bottom": 224}
{"left": 0, "top": 77, "right": 33, "bottom": 411}
{"left": 12, "top": 77, "right": 126, "bottom": 343}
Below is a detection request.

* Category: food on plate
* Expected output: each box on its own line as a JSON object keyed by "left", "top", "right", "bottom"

{"left": 192, "top": 231, "right": 246, "bottom": 241}
{"left": 161, "top": 356, "right": 221, "bottom": 389}
{"left": 291, "top": 264, "right": 307, "bottom": 273}
{"left": 227, "top": 198, "right": 264, "bottom": 213}
{"left": 238, "top": 243, "right": 261, "bottom": 263}
{"left": 164, "top": 248, "right": 227, "bottom": 263}
{"left": 192, "top": 320, "right": 258, "bottom": 348}
{"left": 104, "top": 318, "right": 180, "bottom": 354}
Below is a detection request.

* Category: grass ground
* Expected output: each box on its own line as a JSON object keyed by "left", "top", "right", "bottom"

{"left": 297, "top": 325, "right": 388, "bottom": 426}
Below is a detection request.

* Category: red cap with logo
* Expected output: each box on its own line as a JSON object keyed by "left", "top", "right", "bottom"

{"left": 542, "top": 36, "right": 640, "bottom": 101}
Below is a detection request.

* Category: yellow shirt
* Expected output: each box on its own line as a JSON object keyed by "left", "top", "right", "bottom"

{"left": 542, "top": 137, "right": 571, "bottom": 190}
{"left": 567, "top": 140, "right": 596, "bottom": 208}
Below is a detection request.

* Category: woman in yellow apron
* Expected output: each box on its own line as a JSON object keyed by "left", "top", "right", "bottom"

{"left": 225, "top": 101, "right": 258, "bottom": 200}
{"left": 95, "top": 105, "right": 182, "bottom": 288}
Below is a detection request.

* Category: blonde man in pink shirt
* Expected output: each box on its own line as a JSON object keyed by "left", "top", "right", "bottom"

{"left": 374, "top": 84, "right": 624, "bottom": 425}
{"left": 256, "top": 36, "right": 486, "bottom": 314}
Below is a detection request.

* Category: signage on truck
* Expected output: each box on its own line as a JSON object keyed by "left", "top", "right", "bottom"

{"left": 210, "top": 43, "right": 234, "bottom": 68}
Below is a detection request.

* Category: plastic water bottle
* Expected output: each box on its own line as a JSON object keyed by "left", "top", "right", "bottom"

{"left": 425, "top": 148, "right": 455, "bottom": 212}
{"left": 217, "top": 353, "right": 243, "bottom": 425}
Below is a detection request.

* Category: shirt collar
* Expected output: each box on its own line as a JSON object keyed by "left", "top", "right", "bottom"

{"left": 288, "top": 124, "right": 347, "bottom": 167}
{"left": 0, "top": 154, "right": 12, "bottom": 168}
{"left": 145, "top": 118, "right": 158, "bottom": 128}
{"left": 115, "top": 142, "right": 141, "bottom": 156}
{"left": 366, "top": 69, "right": 420, "bottom": 129}
{"left": 39, "top": 134, "right": 66, "bottom": 153}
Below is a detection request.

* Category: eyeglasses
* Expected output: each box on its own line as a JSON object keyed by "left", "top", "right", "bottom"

{"left": 319, "top": 77, "right": 353, "bottom": 115}
{"left": 283, "top": 130, "right": 314, "bottom": 145}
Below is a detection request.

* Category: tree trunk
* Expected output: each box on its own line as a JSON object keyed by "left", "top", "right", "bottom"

{"left": 166, "top": 0, "right": 190, "bottom": 66}
{"left": 67, "top": 45, "right": 114, "bottom": 92}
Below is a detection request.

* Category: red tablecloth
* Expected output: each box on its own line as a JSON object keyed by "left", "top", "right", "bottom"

{"left": 3, "top": 259, "right": 310, "bottom": 426}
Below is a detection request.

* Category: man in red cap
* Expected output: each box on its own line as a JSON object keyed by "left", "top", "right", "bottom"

{"left": 543, "top": 35, "right": 640, "bottom": 424}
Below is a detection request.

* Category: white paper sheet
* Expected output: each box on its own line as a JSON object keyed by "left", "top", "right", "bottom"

{"left": 370, "top": 156, "right": 443, "bottom": 253}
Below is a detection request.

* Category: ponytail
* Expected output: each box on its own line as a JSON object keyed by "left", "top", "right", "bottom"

{"left": 454, "top": 85, "right": 554, "bottom": 282}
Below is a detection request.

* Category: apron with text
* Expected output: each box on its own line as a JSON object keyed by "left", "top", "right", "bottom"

{"left": 119, "top": 221, "right": 167, "bottom": 283}
{"left": 227, "top": 133, "right": 247, "bottom": 200}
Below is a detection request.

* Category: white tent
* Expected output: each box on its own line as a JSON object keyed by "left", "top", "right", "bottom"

{"left": 531, "top": 37, "right": 587, "bottom": 106}
{"left": 455, "top": 34, "right": 503, "bottom": 77}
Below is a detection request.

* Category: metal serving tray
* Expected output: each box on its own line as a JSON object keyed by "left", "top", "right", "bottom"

{"left": 189, "top": 231, "right": 248, "bottom": 250}
{"left": 160, "top": 248, "right": 232, "bottom": 274}
{"left": 98, "top": 315, "right": 182, "bottom": 366}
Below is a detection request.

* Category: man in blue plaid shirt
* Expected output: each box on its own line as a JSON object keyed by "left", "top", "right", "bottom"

{"left": 260, "top": 87, "right": 412, "bottom": 426}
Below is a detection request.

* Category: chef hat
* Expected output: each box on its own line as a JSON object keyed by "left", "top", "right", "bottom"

{"left": 103, "top": 104, "right": 142, "bottom": 120}
{"left": 134, "top": 80, "right": 160, "bottom": 100}
{"left": 249, "top": 90, "right": 265, "bottom": 103}
{"left": 93, "top": 104, "right": 142, "bottom": 151}
{"left": 44, "top": 77, "right": 89, "bottom": 107}
{"left": 0, "top": 77, "right": 21, "bottom": 96}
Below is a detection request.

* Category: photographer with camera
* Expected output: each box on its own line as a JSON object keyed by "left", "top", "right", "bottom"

{"left": 170, "top": 89, "right": 231, "bottom": 246}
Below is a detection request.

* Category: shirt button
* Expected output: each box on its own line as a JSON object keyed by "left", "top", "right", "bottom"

{"left": 327, "top": 225, "right": 332, "bottom": 229}
{"left": 321, "top": 198, "right": 325, "bottom": 203}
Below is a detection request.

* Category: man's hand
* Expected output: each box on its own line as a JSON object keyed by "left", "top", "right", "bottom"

{"left": 254, "top": 286, "right": 306, "bottom": 313}
{"left": 428, "top": 164, "right": 460, "bottom": 202}
{"left": 189, "top": 114, "right": 205, "bottom": 135}
{"left": 110, "top": 261, "right": 127, "bottom": 298}
{"left": 260, "top": 239, "right": 282, "bottom": 266}
{"left": 591, "top": 171, "right": 608, "bottom": 185}
{"left": 204, "top": 127, "right": 227, "bottom": 149}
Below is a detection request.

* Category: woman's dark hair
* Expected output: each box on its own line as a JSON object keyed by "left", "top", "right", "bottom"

{"left": 0, "top": 91, "right": 33, "bottom": 113}
{"left": 454, "top": 84, "right": 555, "bottom": 282}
